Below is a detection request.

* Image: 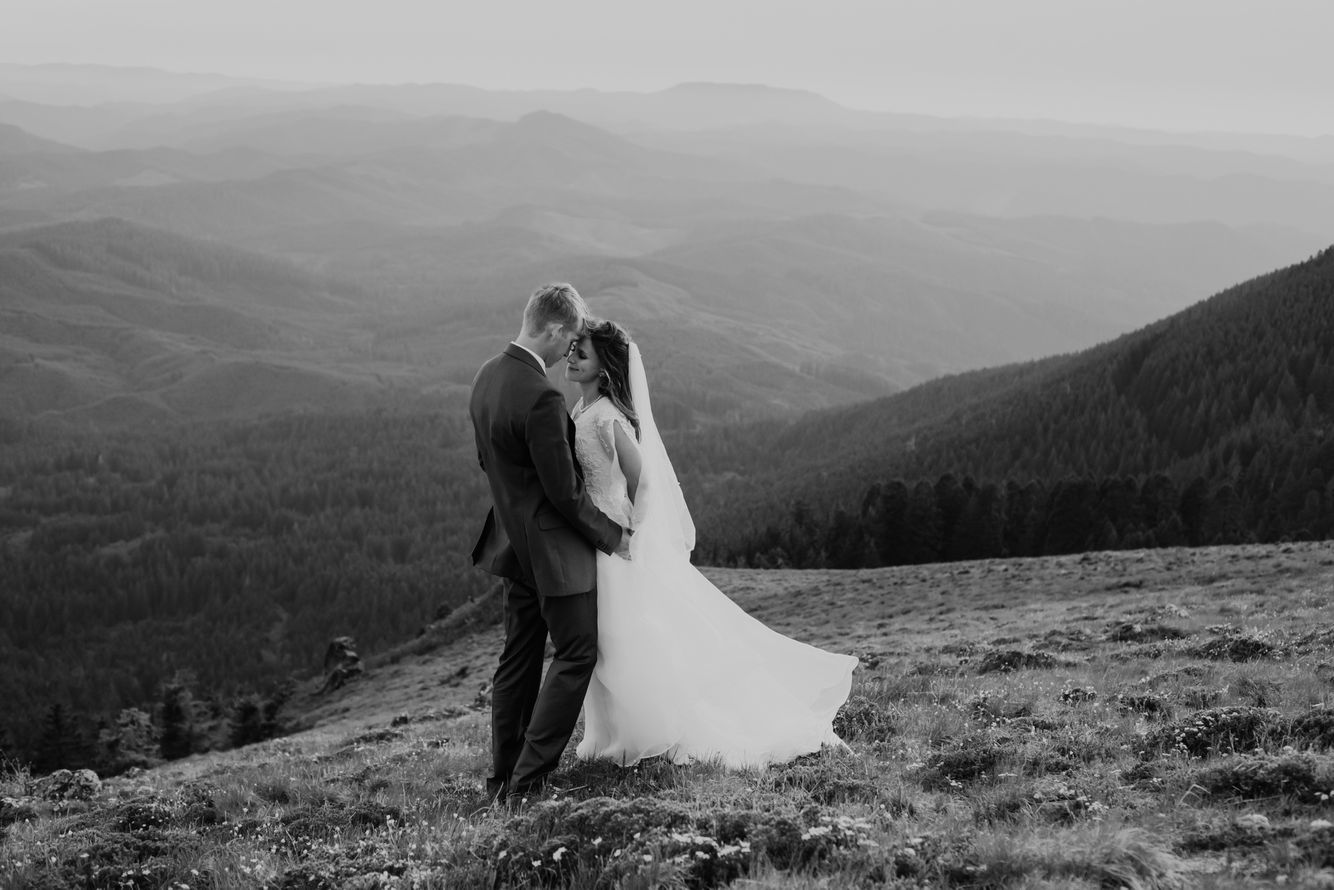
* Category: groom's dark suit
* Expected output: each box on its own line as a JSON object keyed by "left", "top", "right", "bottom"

{"left": 470, "top": 343, "right": 624, "bottom": 798}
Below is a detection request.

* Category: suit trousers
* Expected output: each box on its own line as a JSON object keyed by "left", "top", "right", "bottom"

{"left": 488, "top": 577, "right": 598, "bottom": 797}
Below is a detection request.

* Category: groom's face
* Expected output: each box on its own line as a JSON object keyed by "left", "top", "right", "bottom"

{"left": 559, "top": 317, "right": 586, "bottom": 357}
{"left": 540, "top": 319, "right": 583, "bottom": 367}
{"left": 563, "top": 321, "right": 584, "bottom": 356}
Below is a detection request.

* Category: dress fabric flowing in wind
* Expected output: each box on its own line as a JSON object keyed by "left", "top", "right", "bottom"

{"left": 573, "top": 345, "right": 857, "bottom": 769}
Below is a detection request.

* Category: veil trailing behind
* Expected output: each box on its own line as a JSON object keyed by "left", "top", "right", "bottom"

{"left": 573, "top": 343, "right": 857, "bottom": 769}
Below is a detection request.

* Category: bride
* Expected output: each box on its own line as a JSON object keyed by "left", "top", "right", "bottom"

{"left": 564, "top": 319, "right": 857, "bottom": 768}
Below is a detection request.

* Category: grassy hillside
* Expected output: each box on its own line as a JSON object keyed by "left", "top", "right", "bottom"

{"left": 4, "top": 541, "right": 1333, "bottom": 887}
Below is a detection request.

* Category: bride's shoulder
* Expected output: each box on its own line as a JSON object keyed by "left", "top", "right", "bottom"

{"left": 605, "top": 399, "right": 630, "bottom": 422}
{"left": 603, "top": 401, "right": 635, "bottom": 431}
{"left": 592, "top": 400, "right": 634, "bottom": 443}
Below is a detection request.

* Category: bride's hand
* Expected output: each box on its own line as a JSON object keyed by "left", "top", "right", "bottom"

{"left": 614, "top": 527, "right": 634, "bottom": 559}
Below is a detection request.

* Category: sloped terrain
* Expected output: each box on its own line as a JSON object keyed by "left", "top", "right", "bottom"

{"left": 6, "top": 541, "right": 1332, "bottom": 888}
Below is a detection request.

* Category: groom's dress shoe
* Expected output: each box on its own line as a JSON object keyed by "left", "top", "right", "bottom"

{"left": 508, "top": 779, "right": 545, "bottom": 799}
{"left": 509, "top": 772, "right": 572, "bottom": 800}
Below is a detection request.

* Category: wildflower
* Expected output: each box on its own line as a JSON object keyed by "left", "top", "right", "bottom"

{"left": 552, "top": 847, "right": 567, "bottom": 862}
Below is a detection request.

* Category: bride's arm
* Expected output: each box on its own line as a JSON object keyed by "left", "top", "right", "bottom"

{"left": 612, "top": 422, "right": 643, "bottom": 503}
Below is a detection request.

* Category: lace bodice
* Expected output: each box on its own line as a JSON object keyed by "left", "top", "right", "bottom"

{"left": 572, "top": 396, "right": 634, "bottom": 528}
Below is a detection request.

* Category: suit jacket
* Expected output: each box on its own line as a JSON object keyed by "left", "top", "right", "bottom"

{"left": 469, "top": 343, "right": 623, "bottom": 596}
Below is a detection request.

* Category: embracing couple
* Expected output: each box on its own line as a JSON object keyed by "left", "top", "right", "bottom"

{"left": 469, "top": 283, "right": 856, "bottom": 802}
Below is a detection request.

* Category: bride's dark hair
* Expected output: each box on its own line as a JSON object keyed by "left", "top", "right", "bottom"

{"left": 585, "top": 319, "right": 640, "bottom": 440}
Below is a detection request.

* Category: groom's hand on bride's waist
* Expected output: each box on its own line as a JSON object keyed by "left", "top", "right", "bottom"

{"left": 614, "top": 527, "right": 634, "bottom": 559}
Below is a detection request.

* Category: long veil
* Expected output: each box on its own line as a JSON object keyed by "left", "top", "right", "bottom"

{"left": 580, "top": 343, "right": 857, "bottom": 771}
{"left": 627, "top": 342, "right": 696, "bottom": 560}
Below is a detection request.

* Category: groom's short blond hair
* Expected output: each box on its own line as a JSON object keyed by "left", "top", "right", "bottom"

{"left": 522, "top": 283, "right": 587, "bottom": 336}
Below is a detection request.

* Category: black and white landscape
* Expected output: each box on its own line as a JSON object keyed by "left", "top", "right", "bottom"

{"left": 2, "top": 11, "right": 1334, "bottom": 881}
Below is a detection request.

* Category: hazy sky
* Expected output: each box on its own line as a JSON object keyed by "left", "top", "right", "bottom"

{"left": 5, "top": 0, "right": 1333, "bottom": 134}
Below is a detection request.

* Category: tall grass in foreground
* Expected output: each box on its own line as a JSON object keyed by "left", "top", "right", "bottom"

{"left": 4, "top": 549, "right": 1334, "bottom": 888}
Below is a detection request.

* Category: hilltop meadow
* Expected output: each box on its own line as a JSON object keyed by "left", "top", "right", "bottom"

{"left": 4, "top": 540, "right": 1334, "bottom": 888}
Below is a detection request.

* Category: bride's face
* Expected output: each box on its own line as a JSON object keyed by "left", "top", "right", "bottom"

{"left": 564, "top": 337, "right": 602, "bottom": 385}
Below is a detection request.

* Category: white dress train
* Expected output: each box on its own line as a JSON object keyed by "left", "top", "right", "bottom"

{"left": 571, "top": 394, "right": 857, "bottom": 769}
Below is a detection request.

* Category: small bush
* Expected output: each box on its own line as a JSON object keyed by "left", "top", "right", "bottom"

{"left": 975, "top": 650, "right": 1061, "bottom": 674}
{"left": 1191, "top": 752, "right": 1329, "bottom": 801}
{"left": 1187, "top": 634, "right": 1281, "bottom": 662}
{"left": 1106, "top": 622, "right": 1187, "bottom": 643}
{"left": 278, "top": 799, "right": 404, "bottom": 845}
{"left": 1291, "top": 622, "right": 1334, "bottom": 655}
{"left": 921, "top": 734, "right": 1011, "bottom": 790}
{"left": 1140, "top": 665, "right": 1208, "bottom": 688}
{"left": 833, "top": 694, "right": 899, "bottom": 742}
{"left": 1235, "top": 675, "right": 1283, "bottom": 708}
{"left": 969, "top": 693, "right": 1034, "bottom": 723}
{"left": 1115, "top": 692, "right": 1172, "bottom": 719}
{"left": 1042, "top": 627, "right": 1096, "bottom": 651}
{"left": 111, "top": 798, "right": 176, "bottom": 832}
{"left": 1177, "top": 685, "right": 1224, "bottom": 709}
{"left": 1140, "top": 706, "right": 1286, "bottom": 758}
{"left": 762, "top": 754, "right": 883, "bottom": 805}
{"left": 517, "top": 796, "right": 695, "bottom": 850}
{"left": 1291, "top": 822, "right": 1334, "bottom": 868}
{"left": 1177, "top": 814, "right": 1287, "bottom": 853}
{"left": 1028, "top": 778, "right": 1112, "bottom": 824}
{"left": 1290, "top": 706, "right": 1334, "bottom": 750}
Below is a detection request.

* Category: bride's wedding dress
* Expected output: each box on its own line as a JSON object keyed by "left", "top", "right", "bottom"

{"left": 572, "top": 347, "right": 857, "bottom": 769}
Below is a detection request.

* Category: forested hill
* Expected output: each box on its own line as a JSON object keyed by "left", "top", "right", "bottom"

{"left": 0, "top": 218, "right": 412, "bottom": 422}
{"left": 688, "top": 244, "right": 1334, "bottom": 564}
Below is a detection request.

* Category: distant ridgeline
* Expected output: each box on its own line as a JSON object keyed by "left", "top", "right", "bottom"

{"left": 686, "top": 244, "right": 1334, "bottom": 568}
{"left": 0, "top": 411, "right": 493, "bottom": 774}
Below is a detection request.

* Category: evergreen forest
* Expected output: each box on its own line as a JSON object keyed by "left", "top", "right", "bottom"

{"left": 690, "top": 245, "right": 1334, "bottom": 567}
{"left": 0, "top": 410, "right": 493, "bottom": 771}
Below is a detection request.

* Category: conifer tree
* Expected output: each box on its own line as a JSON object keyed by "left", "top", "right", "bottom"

{"left": 158, "top": 674, "right": 198, "bottom": 761}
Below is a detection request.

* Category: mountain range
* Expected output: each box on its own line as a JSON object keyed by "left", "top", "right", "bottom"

{"left": 3, "top": 65, "right": 1330, "bottom": 425}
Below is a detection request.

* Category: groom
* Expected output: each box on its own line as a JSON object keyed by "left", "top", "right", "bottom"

{"left": 469, "top": 282, "right": 629, "bottom": 801}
